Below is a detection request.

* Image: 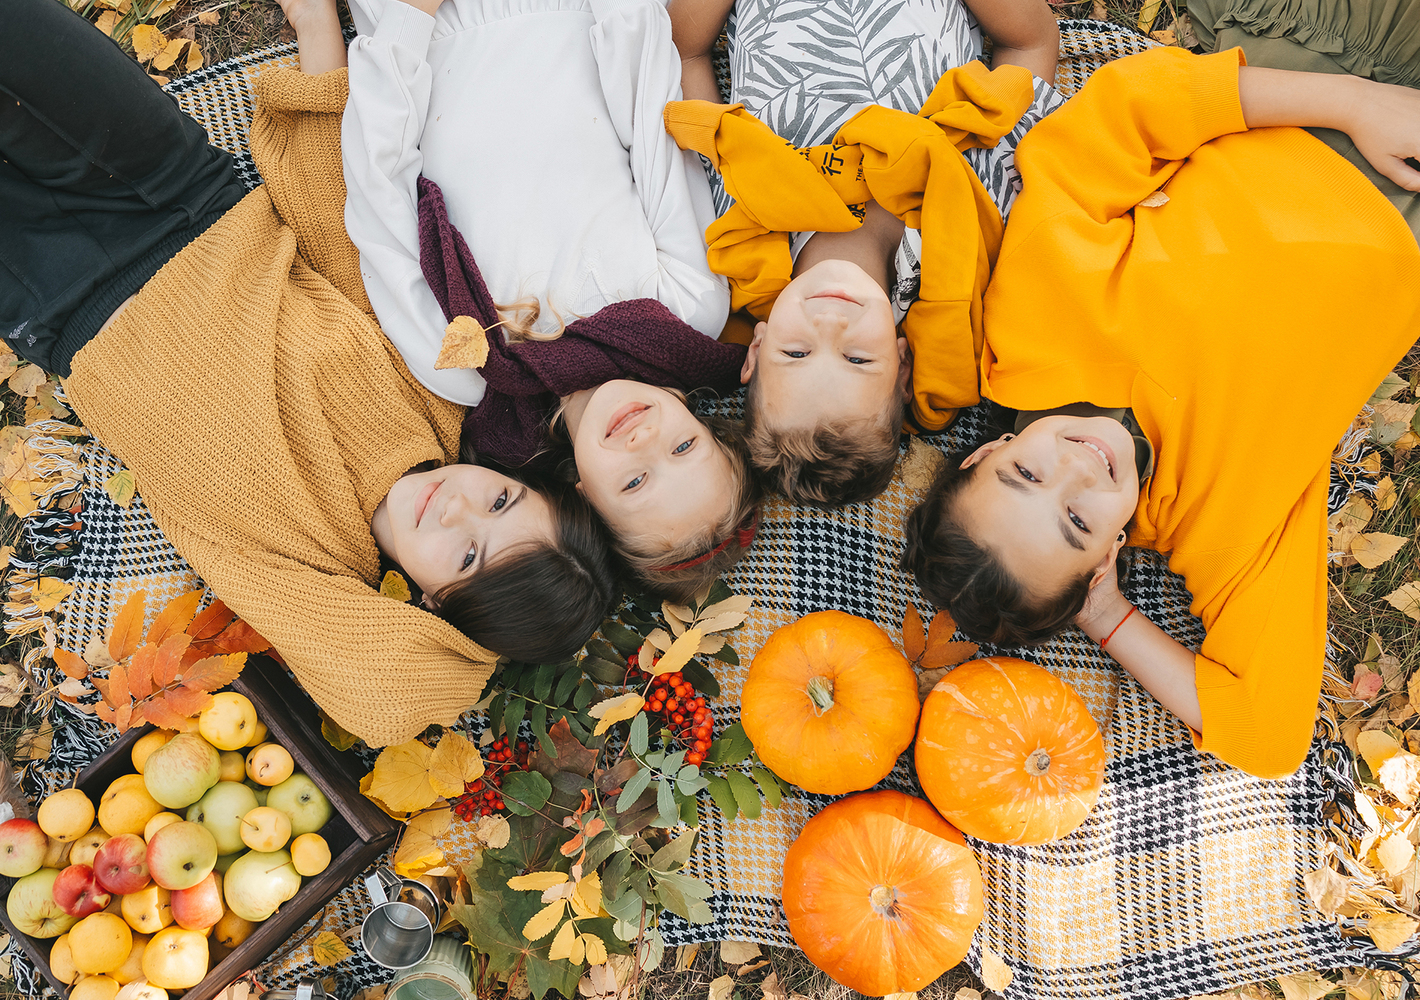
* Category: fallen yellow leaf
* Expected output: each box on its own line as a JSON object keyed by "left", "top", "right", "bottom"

{"left": 719, "top": 941, "right": 761, "bottom": 965}
{"left": 94, "top": 10, "right": 119, "bottom": 33}
{"left": 310, "top": 930, "right": 352, "bottom": 966}
{"left": 1384, "top": 582, "right": 1420, "bottom": 621}
{"left": 979, "top": 946, "right": 1013, "bottom": 992}
{"left": 1302, "top": 866, "right": 1348, "bottom": 915}
{"left": 434, "top": 316, "right": 490, "bottom": 371}
{"left": 7, "top": 366, "right": 46, "bottom": 397}
{"left": 469, "top": 813, "right": 510, "bottom": 849}
{"left": 152, "top": 36, "right": 187, "bottom": 71}
{"left": 32, "top": 578, "right": 74, "bottom": 613}
{"left": 105, "top": 469, "right": 136, "bottom": 509}
{"left": 588, "top": 693, "right": 645, "bottom": 737}
{"left": 1277, "top": 971, "right": 1334, "bottom": 1000}
{"left": 649, "top": 628, "right": 702, "bottom": 678}
{"left": 185, "top": 40, "right": 203, "bottom": 71}
{"left": 708, "top": 976, "right": 735, "bottom": 1000}
{"left": 131, "top": 24, "right": 167, "bottom": 63}
{"left": 427, "top": 730, "right": 483, "bottom": 798}
{"left": 1358, "top": 730, "right": 1401, "bottom": 773}
{"left": 367, "top": 740, "right": 437, "bottom": 813}
{"left": 1379, "top": 751, "right": 1420, "bottom": 806}
{"left": 379, "top": 570, "right": 411, "bottom": 602}
{"left": 197, "top": 8, "right": 220, "bottom": 23}
{"left": 1368, "top": 911, "right": 1418, "bottom": 952}
{"left": 1376, "top": 831, "right": 1415, "bottom": 878}
{"left": 1352, "top": 532, "right": 1408, "bottom": 570}
{"left": 523, "top": 899, "right": 567, "bottom": 942}
{"left": 508, "top": 872, "right": 570, "bottom": 892}
{"left": 1376, "top": 476, "right": 1399, "bottom": 511}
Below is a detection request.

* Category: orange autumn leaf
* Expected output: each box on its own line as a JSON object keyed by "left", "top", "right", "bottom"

{"left": 182, "top": 652, "right": 246, "bottom": 692}
{"left": 114, "top": 702, "right": 134, "bottom": 732}
{"left": 925, "top": 609, "right": 957, "bottom": 651}
{"left": 921, "top": 640, "right": 979, "bottom": 671}
{"left": 94, "top": 702, "right": 115, "bottom": 726}
{"left": 164, "top": 684, "right": 215, "bottom": 717}
{"left": 128, "top": 642, "right": 157, "bottom": 700}
{"left": 148, "top": 589, "right": 203, "bottom": 645}
{"left": 105, "top": 662, "right": 130, "bottom": 710}
{"left": 202, "top": 619, "right": 270, "bottom": 656}
{"left": 902, "top": 603, "right": 925, "bottom": 664}
{"left": 52, "top": 647, "right": 88, "bottom": 681}
{"left": 140, "top": 696, "right": 190, "bottom": 731}
{"left": 189, "top": 598, "right": 236, "bottom": 640}
{"left": 109, "top": 591, "right": 147, "bottom": 662}
{"left": 151, "top": 633, "right": 191, "bottom": 688}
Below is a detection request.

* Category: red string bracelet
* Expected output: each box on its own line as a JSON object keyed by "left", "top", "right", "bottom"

{"left": 1099, "top": 605, "right": 1137, "bottom": 649}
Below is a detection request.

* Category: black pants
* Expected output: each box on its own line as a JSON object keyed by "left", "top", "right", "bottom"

{"left": 0, "top": 0, "right": 245, "bottom": 375}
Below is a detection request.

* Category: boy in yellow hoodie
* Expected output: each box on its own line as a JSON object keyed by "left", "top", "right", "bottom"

{"left": 667, "top": 0, "right": 1059, "bottom": 506}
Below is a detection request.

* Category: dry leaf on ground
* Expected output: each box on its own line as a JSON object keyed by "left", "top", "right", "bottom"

{"left": 131, "top": 24, "right": 167, "bottom": 62}
{"left": 7, "top": 366, "right": 47, "bottom": 397}
{"left": 673, "top": 944, "right": 700, "bottom": 972}
{"left": 1277, "top": 971, "right": 1334, "bottom": 1000}
{"left": 1353, "top": 667, "right": 1383, "bottom": 702}
{"left": 760, "top": 973, "right": 788, "bottom": 1000}
{"left": 1376, "top": 831, "right": 1415, "bottom": 878}
{"left": 1383, "top": 582, "right": 1420, "bottom": 621}
{"left": 1376, "top": 475, "right": 1399, "bottom": 510}
{"left": 980, "top": 947, "right": 1013, "bottom": 992}
{"left": 954, "top": 991, "right": 983, "bottom": 1000}
{"left": 1358, "top": 730, "right": 1402, "bottom": 772}
{"left": 1368, "top": 911, "right": 1419, "bottom": 952}
{"left": 1303, "top": 865, "right": 1349, "bottom": 915}
{"left": 311, "top": 930, "right": 353, "bottom": 966}
{"left": 104, "top": 469, "right": 136, "bottom": 508}
{"left": 1379, "top": 751, "right": 1420, "bottom": 805}
{"left": 1352, "top": 533, "right": 1408, "bottom": 569}
{"left": 719, "top": 941, "right": 761, "bottom": 965}
{"left": 708, "top": 976, "right": 735, "bottom": 1000}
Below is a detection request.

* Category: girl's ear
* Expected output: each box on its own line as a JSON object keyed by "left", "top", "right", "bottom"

{"left": 958, "top": 433, "right": 1013, "bottom": 470}
{"left": 896, "top": 336, "right": 912, "bottom": 401}
{"left": 741, "top": 322, "right": 768, "bottom": 384}
{"left": 421, "top": 593, "right": 439, "bottom": 611}
{"left": 1087, "top": 531, "right": 1129, "bottom": 589}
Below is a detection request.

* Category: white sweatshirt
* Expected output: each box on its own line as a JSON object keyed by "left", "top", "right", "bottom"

{"left": 342, "top": 0, "right": 730, "bottom": 406}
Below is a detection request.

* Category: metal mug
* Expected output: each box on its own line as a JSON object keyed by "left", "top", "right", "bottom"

{"left": 263, "top": 981, "right": 333, "bottom": 1000}
{"left": 360, "top": 867, "right": 443, "bottom": 969}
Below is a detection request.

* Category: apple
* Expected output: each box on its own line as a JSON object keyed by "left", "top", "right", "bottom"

{"left": 69, "top": 911, "right": 133, "bottom": 974}
{"left": 70, "top": 975, "right": 121, "bottom": 1000}
{"left": 265, "top": 774, "right": 331, "bottom": 836}
{"left": 93, "top": 833, "right": 151, "bottom": 894}
{"left": 239, "top": 807, "right": 291, "bottom": 852}
{"left": 49, "top": 933, "right": 79, "bottom": 984}
{"left": 41, "top": 833, "right": 73, "bottom": 870}
{"left": 117, "top": 982, "right": 168, "bottom": 1000}
{"left": 186, "top": 782, "right": 259, "bottom": 855}
{"left": 132, "top": 729, "right": 178, "bottom": 773}
{"left": 213, "top": 909, "right": 255, "bottom": 949}
{"left": 111, "top": 930, "right": 151, "bottom": 984}
{"left": 289, "top": 833, "right": 330, "bottom": 877}
{"left": 0, "top": 818, "right": 49, "bottom": 877}
{"left": 143, "top": 812, "right": 183, "bottom": 842}
{"left": 121, "top": 884, "right": 173, "bottom": 935}
{"left": 52, "top": 863, "right": 113, "bottom": 917}
{"left": 244, "top": 780, "right": 269, "bottom": 807}
{"left": 198, "top": 692, "right": 258, "bottom": 752}
{"left": 146, "top": 820, "right": 217, "bottom": 890}
{"left": 6, "top": 868, "right": 78, "bottom": 937}
{"left": 245, "top": 744, "right": 293, "bottom": 786}
{"left": 171, "top": 872, "right": 224, "bottom": 930}
{"left": 218, "top": 751, "right": 246, "bottom": 783}
{"left": 213, "top": 851, "right": 244, "bottom": 874}
{"left": 98, "top": 774, "right": 163, "bottom": 836}
{"left": 143, "top": 734, "right": 221, "bottom": 810}
{"left": 243, "top": 720, "right": 268, "bottom": 748}
{"left": 222, "top": 849, "right": 300, "bottom": 921}
{"left": 38, "top": 788, "right": 97, "bottom": 842}
{"left": 142, "top": 926, "right": 209, "bottom": 990}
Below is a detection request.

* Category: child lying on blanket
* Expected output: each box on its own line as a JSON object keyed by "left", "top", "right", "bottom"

{"left": 340, "top": 0, "right": 760, "bottom": 599}
{"left": 0, "top": 0, "right": 620, "bottom": 747}
{"left": 667, "top": 0, "right": 1060, "bottom": 507}
{"left": 902, "top": 6, "right": 1420, "bottom": 778}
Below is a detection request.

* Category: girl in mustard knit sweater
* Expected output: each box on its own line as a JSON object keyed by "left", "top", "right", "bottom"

{"left": 0, "top": 0, "right": 621, "bottom": 745}
{"left": 903, "top": 3, "right": 1420, "bottom": 778}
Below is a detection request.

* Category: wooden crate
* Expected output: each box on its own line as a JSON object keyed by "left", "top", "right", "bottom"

{"left": 0, "top": 655, "right": 398, "bottom": 999}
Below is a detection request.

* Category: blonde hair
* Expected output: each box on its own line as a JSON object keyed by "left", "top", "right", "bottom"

{"left": 494, "top": 296, "right": 566, "bottom": 343}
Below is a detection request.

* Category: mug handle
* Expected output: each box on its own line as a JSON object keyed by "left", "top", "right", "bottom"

{"left": 365, "top": 866, "right": 402, "bottom": 907}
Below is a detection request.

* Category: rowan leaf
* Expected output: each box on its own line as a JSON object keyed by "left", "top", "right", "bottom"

{"left": 523, "top": 900, "right": 567, "bottom": 942}
{"left": 547, "top": 916, "right": 576, "bottom": 960}
{"left": 311, "top": 930, "right": 353, "bottom": 967}
{"left": 93, "top": 702, "right": 116, "bottom": 725}
{"left": 127, "top": 642, "right": 156, "bottom": 701}
{"left": 113, "top": 702, "right": 134, "bottom": 733}
{"left": 52, "top": 647, "right": 88, "bottom": 681}
{"left": 368, "top": 741, "right": 438, "bottom": 813}
{"left": 105, "top": 662, "right": 130, "bottom": 710}
{"left": 188, "top": 598, "right": 235, "bottom": 640}
{"left": 427, "top": 731, "right": 484, "bottom": 797}
{"left": 131, "top": 24, "right": 166, "bottom": 62}
{"left": 32, "top": 578, "right": 73, "bottom": 613}
{"left": 150, "top": 633, "right": 191, "bottom": 690}
{"left": 380, "top": 571, "right": 412, "bottom": 603}
{"left": 1352, "top": 533, "right": 1408, "bottom": 570}
{"left": 181, "top": 652, "right": 246, "bottom": 692}
{"left": 148, "top": 589, "right": 203, "bottom": 644}
{"left": 588, "top": 693, "right": 646, "bottom": 737}
{"left": 104, "top": 470, "right": 136, "bottom": 509}
{"left": 902, "top": 603, "right": 925, "bottom": 663}
{"left": 164, "top": 684, "right": 215, "bottom": 718}
{"left": 140, "top": 695, "right": 190, "bottom": 731}
{"left": 200, "top": 618, "right": 270, "bottom": 655}
{"left": 508, "top": 872, "right": 570, "bottom": 892}
{"left": 434, "top": 316, "right": 490, "bottom": 371}
{"left": 109, "top": 591, "right": 147, "bottom": 662}
{"left": 649, "top": 628, "right": 702, "bottom": 678}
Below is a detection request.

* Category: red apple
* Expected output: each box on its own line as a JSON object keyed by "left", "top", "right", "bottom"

{"left": 93, "top": 834, "right": 151, "bottom": 895}
{"left": 0, "top": 819, "right": 49, "bottom": 878}
{"left": 51, "top": 864, "right": 113, "bottom": 918}
{"left": 170, "top": 872, "right": 223, "bottom": 930}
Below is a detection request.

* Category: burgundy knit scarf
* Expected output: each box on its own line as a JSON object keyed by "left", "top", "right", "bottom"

{"left": 416, "top": 176, "right": 747, "bottom": 467}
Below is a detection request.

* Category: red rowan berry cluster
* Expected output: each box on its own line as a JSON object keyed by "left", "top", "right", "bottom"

{"left": 625, "top": 651, "right": 715, "bottom": 766}
{"left": 452, "top": 735, "right": 530, "bottom": 820}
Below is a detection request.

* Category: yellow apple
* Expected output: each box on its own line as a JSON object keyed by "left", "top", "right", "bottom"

{"left": 70, "top": 826, "right": 109, "bottom": 867}
{"left": 70, "top": 975, "right": 121, "bottom": 1000}
{"left": 242, "top": 720, "right": 268, "bottom": 749}
{"left": 38, "top": 789, "right": 96, "bottom": 843}
{"left": 217, "top": 751, "right": 246, "bottom": 783}
{"left": 117, "top": 983, "right": 168, "bottom": 1000}
{"left": 238, "top": 807, "right": 290, "bottom": 853}
{"left": 289, "top": 834, "right": 330, "bottom": 877}
{"left": 143, "top": 813, "right": 183, "bottom": 843}
{"left": 131, "top": 730, "right": 178, "bottom": 773}
{"left": 50, "top": 933, "right": 79, "bottom": 985}
{"left": 198, "top": 693, "right": 258, "bottom": 752}
{"left": 111, "top": 931, "right": 151, "bottom": 984}
{"left": 244, "top": 743, "right": 294, "bottom": 786}
{"left": 41, "top": 832, "right": 73, "bottom": 870}
{"left": 121, "top": 885, "right": 173, "bottom": 935}
{"left": 98, "top": 776, "right": 163, "bottom": 837}
{"left": 142, "top": 926, "right": 209, "bottom": 990}
{"left": 212, "top": 910, "right": 255, "bottom": 949}
{"left": 69, "top": 912, "right": 133, "bottom": 975}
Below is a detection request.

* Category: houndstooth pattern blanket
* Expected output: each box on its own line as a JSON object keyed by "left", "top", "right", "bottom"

{"left": 1, "top": 20, "right": 1390, "bottom": 1000}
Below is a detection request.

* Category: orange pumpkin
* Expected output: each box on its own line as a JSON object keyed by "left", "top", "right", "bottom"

{"left": 782, "top": 790, "right": 983, "bottom": 996}
{"left": 915, "top": 656, "right": 1106, "bottom": 845}
{"left": 741, "top": 611, "right": 919, "bottom": 794}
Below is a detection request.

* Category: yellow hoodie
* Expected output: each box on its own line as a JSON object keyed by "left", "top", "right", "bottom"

{"left": 981, "top": 47, "right": 1420, "bottom": 777}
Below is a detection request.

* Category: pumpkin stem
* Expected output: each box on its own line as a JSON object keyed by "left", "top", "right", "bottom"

{"left": 806, "top": 675, "right": 835, "bottom": 714}
{"left": 1024, "top": 749, "right": 1051, "bottom": 777}
{"left": 868, "top": 884, "right": 898, "bottom": 917}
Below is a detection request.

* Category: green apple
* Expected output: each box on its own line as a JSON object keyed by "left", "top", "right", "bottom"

{"left": 186, "top": 782, "right": 259, "bottom": 856}
{"left": 146, "top": 821, "right": 218, "bottom": 891}
{"left": 221, "top": 850, "right": 301, "bottom": 922}
{"left": 265, "top": 774, "right": 331, "bottom": 837}
{"left": 213, "top": 851, "right": 245, "bottom": 874}
{"left": 7, "top": 868, "right": 79, "bottom": 938}
{"left": 243, "top": 780, "right": 268, "bottom": 807}
{"left": 143, "top": 734, "right": 221, "bottom": 810}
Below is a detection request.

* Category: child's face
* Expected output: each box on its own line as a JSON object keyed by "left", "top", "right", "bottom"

{"left": 742, "top": 259, "right": 907, "bottom": 431}
{"left": 562, "top": 381, "right": 734, "bottom": 550}
{"left": 956, "top": 415, "right": 1141, "bottom": 597}
{"left": 372, "top": 465, "right": 554, "bottom": 600}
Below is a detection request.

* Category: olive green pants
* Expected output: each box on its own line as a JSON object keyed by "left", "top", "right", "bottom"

{"left": 1188, "top": 0, "right": 1420, "bottom": 237}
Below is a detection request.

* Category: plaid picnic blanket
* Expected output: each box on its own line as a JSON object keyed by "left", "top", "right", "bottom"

{"left": 1, "top": 19, "right": 1396, "bottom": 1000}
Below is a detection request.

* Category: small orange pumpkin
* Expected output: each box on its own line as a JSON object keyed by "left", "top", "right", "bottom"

{"left": 915, "top": 656, "right": 1106, "bottom": 845}
{"left": 782, "top": 790, "right": 984, "bottom": 996}
{"left": 741, "top": 611, "right": 919, "bottom": 794}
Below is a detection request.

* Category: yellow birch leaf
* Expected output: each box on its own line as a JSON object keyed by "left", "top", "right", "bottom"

{"left": 367, "top": 741, "right": 437, "bottom": 812}
{"left": 0, "top": 351, "right": 17, "bottom": 380}
{"left": 184, "top": 40, "right": 203, "bottom": 71}
{"left": 7, "top": 366, "right": 47, "bottom": 397}
{"left": 582, "top": 933, "right": 607, "bottom": 967}
{"left": 709, "top": 977, "right": 735, "bottom": 1000}
{"left": 720, "top": 941, "right": 761, "bottom": 965}
{"left": 148, "top": 73, "right": 170, "bottom": 86}
{"left": 588, "top": 693, "right": 645, "bottom": 737}
{"left": 674, "top": 944, "right": 701, "bottom": 972}
{"left": 470, "top": 814, "right": 510, "bottom": 849}
{"left": 427, "top": 731, "right": 484, "bottom": 797}
{"left": 151, "top": 37, "right": 186, "bottom": 71}
{"left": 379, "top": 570, "right": 411, "bottom": 603}
{"left": 32, "top": 578, "right": 74, "bottom": 613}
{"left": 1376, "top": 476, "right": 1399, "bottom": 511}
{"left": 105, "top": 469, "right": 137, "bottom": 509}
{"left": 131, "top": 24, "right": 167, "bottom": 62}
{"left": 434, "top": 316, "right": 490, "bottom": 371}
{"left": 16, "top": 720, "right": 53, "bottom": 761}
{"left": 148, "top": 0, "right": 178, "bottom": 15}
{"left": 523, "top": 900, "right": 566, "bottom": 942}
{"left": 1377, "top": 831, "right": 1415, "bottom": 878}
{"left": 954, "top": 991, "right": 983, "bottom": 1000}
{"left": 508, "top": 872, "right": 570, "bottom": 892}
{"left": 1379, "top": 751, "right": 1420, "bottom": 806}
{"left": 1330, "top": 496, "right": 1374, "bottom": 534}
{"left": 1302, "top": 866, "right": 1348, "bottom": 915}
{"left": 197, "top": 9, "right": 220, "bottom": 23}
{"left": 1384, "top": 582, "right": 1420, "bottom": 621}
{"left": 1277, "top": 972, "right": 1334, "bottom": 1000}
{"left": 649, "top": 628, "right": 703, "bottom": 678}
{"left": 1352, "top": 533, "right": 1408, "bottom": 570}
{"left": 1368, "top": 911, "right": 1418, "bottom": 952}
{"left": 1358, "top": 730, "right": 1402, "bottom": 773}
{"left": 311, "top": 930, "right": 353, "bottom": 966}
{"left": 979, "top": 947, "right": 1013, "bottom": 992}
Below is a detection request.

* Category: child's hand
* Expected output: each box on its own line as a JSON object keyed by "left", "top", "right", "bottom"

{"left": 1346, "top": 79, "right": 1420, "bottom": 193}
{"left": 273, "top": 0, "right": 345, "bottom": 74}
{"left": 274, "top": 0, "right": 337, "bottom": 34}
{"left": 1074, "top": 559, "right": 1126, "bottom": 634}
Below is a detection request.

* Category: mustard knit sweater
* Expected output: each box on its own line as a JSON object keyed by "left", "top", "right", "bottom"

{"left": 981, "top": 48, "right": 1420, "bottom": 778}
{"left": 63, "top": 68, "right": 498, "bottom": 749}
